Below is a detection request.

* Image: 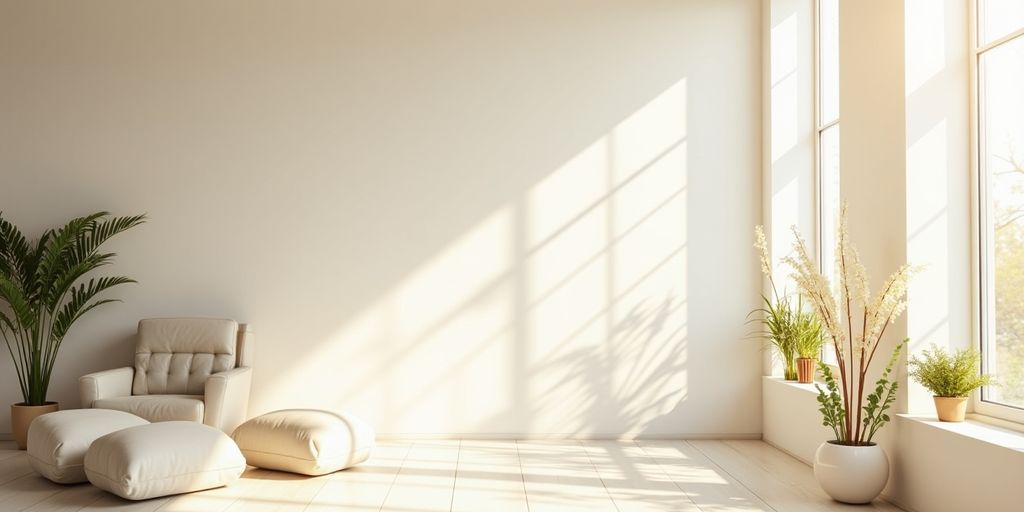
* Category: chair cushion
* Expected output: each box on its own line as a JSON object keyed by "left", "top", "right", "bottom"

{"left": 93, "top": 395, "right": 204, "bottom": 423}
{"left": 27, "top": 409, "right": 149, "bottom": 484}
{"left": 232, "top": 409, "right": 374, "bottom": 476}
{"left": 134, "top": 318, "right": 238, "bottom": 395}
{"left": 85, "top": 421, "right": 246, "bottom": 500}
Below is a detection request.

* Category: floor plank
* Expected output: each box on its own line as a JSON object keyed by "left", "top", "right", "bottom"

{"left": 451, "top": 440, "right": 528, "bottom": 512}
{"left": 583, "top": 440, "right": 700, "bottom": 512}
{"left": 637, "top": 440, "right": 775, "bottom": 512}
{"left": 305, "top": 440, "right": 411, "bottom": 512}
{"left": 518, "top": 440, "right": 618, "bottom": 512}
{"left": 379, "top": 440, "right": 459, "bottom": 512}
{"left": 0, "top": 474, "right": 67, "bottom": 511}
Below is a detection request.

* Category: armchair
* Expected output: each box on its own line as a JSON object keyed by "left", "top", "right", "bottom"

{"left": 79, "top": 318, "right": 253, "bottom": 434}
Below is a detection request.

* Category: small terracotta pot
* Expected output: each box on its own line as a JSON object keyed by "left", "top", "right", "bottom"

{"left": 11, "top": 402, "right": 59, "bottom": 449}
{"left": 797, "top": 357, "right": 816, "bottom": 383}
{"left": 933, "top": 396, "right": 968, "bottom": 422}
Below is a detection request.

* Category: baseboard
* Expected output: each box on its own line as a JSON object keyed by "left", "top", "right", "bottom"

{"left": 762, "top": 438, "right": 812, "bottom": 465}
{"left": 374, "top": 432, "right": 763, "bottom": 441}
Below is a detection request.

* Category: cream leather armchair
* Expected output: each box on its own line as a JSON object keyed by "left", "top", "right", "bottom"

{"left": 79, "top": 318, "right": 253, "bottom": 434}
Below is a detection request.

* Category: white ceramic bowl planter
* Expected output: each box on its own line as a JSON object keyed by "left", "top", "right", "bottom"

{"left": 813, "top": 441, "right": 889, "bottom": 504}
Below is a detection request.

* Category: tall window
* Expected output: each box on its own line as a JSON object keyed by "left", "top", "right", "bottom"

{"left": 977, "top": 0, "right": 1024, "bottom": 418}
{"left": 817, "top": 0, "right": 840, "bottom": 362}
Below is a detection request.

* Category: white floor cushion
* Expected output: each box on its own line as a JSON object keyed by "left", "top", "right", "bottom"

{"left": 232, "top": 409, "right": 375, "bottom": 476}
{"left": 27, "top": 409, "right": 149, "bottom": 484}
{"left": 85, "top": 421, "right": 246, "bottom": 500}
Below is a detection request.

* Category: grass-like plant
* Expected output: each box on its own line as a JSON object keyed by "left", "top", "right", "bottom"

{"left": 0, "top": 211, "right": 145, "bottom": 406}
{"left": 793, "top": 297, "right": 824, "bottom": 359}
{"left": 909, "top": 345, "right": 991, "bottom": 398}
{"left": 752, "top": 294, "right": 799, "bottom": 380}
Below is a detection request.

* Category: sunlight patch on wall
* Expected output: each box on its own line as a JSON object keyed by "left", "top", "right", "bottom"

{"left": 526, "top": 80, "right": 688, "bottom": 435}
{"left": 259, "top": 80, "right": 689, "bottom": 435}
{"left": 771, "top": 13, "right": 799, "bottom": 163}
{"left": 905, "top": 0, "right": 946, "bottom": 96}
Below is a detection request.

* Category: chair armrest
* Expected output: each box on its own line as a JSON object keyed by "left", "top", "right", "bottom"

{"left": 204, "top": 367, "right": 252, "bottom": 435}
{"left": 79, "top": 367, "right": 134, "bottom": 407}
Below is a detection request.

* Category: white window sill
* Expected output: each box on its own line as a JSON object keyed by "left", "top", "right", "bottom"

{"left": 897, "top": 414, "right": 1024, "bottom": 451}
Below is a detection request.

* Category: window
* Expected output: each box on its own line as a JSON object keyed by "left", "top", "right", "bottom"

{"left": 817, "top": 0, "right": 840, "bottom": 363}
{"left": 976, "top": 0, "right": 1024, "bottom": 420}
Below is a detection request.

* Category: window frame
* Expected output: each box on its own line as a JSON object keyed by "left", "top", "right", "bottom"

{"left": 972, "top": 0, "right": 1024, "bottom": 424}
{"left": 815, "top": 0, "right": 840, "bottom": 366}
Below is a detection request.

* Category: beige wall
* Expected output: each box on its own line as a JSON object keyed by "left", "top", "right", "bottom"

{"left": 0, "top": 0, "right": 763, "bottom": 437}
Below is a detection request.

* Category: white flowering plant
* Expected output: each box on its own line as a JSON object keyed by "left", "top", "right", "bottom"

{"left": 783, "top": 205, "right": 917, "bottom": 446}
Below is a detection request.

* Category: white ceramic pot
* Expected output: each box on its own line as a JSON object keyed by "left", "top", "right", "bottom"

{"left": 813, "top": 441, "right": 889, "bottom": 504}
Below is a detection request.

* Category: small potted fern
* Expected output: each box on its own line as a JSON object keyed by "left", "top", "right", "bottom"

{"left": 909, "top": 345, "right": 991, "bottom": 422}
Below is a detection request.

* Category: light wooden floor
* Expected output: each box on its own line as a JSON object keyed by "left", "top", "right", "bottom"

{"left": 0, "top": 439, "right": 903, "bottom": 512}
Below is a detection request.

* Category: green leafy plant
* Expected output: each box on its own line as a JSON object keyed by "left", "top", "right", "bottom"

{"left": 909, "top": 345, "right": 991, "bottom": 397}
{"left": 0, "top": 211, "right": 145, "bottom": 406}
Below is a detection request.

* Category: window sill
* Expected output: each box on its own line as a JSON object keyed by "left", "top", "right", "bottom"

{"left": 764, "top": 376, "right": 820, "bottom": 392}
{"left": 897, "top": 414, "right": 1024, "bottom": 452}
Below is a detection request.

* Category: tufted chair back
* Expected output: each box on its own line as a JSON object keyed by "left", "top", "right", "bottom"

{"left": 132, "top": 318, "right": 249, "bottom": 395}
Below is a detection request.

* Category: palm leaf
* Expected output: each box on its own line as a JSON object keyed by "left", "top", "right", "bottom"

{"left": 44, "top": 252, "right": 115, "bottom": 310}
{"left": 35, "top": 212, "right": 108, "bottom": 290}
{"left": 50, "top": 276, "right": 135, "bottom": 342}
{"left": 71, "top": 214, "right": 146, "bottom": 264}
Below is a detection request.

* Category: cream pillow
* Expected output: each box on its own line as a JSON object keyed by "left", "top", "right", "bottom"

{"left": 85, "top": 421, "right": 246, "bottom": 500}
{"left": 232, "top": 409, "right": 375, "bottom": 476}
{"left": 28, "top": 409, "right": 149, "bottom": 484}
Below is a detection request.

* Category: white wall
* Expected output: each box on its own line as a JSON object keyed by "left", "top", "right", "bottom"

{"left": 0, "top": 0, "right": 763, "bottom": 437}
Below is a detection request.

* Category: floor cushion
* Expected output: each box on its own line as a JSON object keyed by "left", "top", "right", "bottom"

{"left": 92, "top": 394, "right": 204, "bottom": 423}
{"left": 231, "top": 409, "right": 375, "bottom": 476}
{"left": 27, "top": 409, "right": 149, "bottom": 484}
{"left": 84, "top": 421, "right": 246, "bottom": 500}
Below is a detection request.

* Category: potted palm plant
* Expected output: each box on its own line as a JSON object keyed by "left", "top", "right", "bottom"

{"left": 1, "top": 211, "right": 144, "bottom": 448}
{"left": 909, "top": 345, "right": 991, "bottom": 422}
{"left": 784, "top": 205, "right": 916, "bottom": 504}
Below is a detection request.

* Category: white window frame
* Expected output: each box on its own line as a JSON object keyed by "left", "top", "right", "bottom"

{"left": 971, "top": 0, "right": 1024, "bottom": 424}
{"left": 815, "top": 0, "right": 840, "bottom": 366}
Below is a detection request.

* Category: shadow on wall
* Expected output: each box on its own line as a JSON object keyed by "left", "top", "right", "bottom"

{"left": 263, "top": 79, "right": 693, "bottom": 436}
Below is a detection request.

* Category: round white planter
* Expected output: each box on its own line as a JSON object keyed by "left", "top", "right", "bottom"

{"left": 813, "top": 441, "right": 889, "bottom": 504}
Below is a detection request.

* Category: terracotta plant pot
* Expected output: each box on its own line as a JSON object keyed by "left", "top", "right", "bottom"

{"left": 11, "top": 402, "right": 59, "bottom": 449}
{"left": 814, "top": 441, "right": 889, "bottom": 504}
{"left": 797, "top": 357, "right": 816, "bottom": 383}
{"left": 933, "top": 396, "right": 968, "bottom": 422}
